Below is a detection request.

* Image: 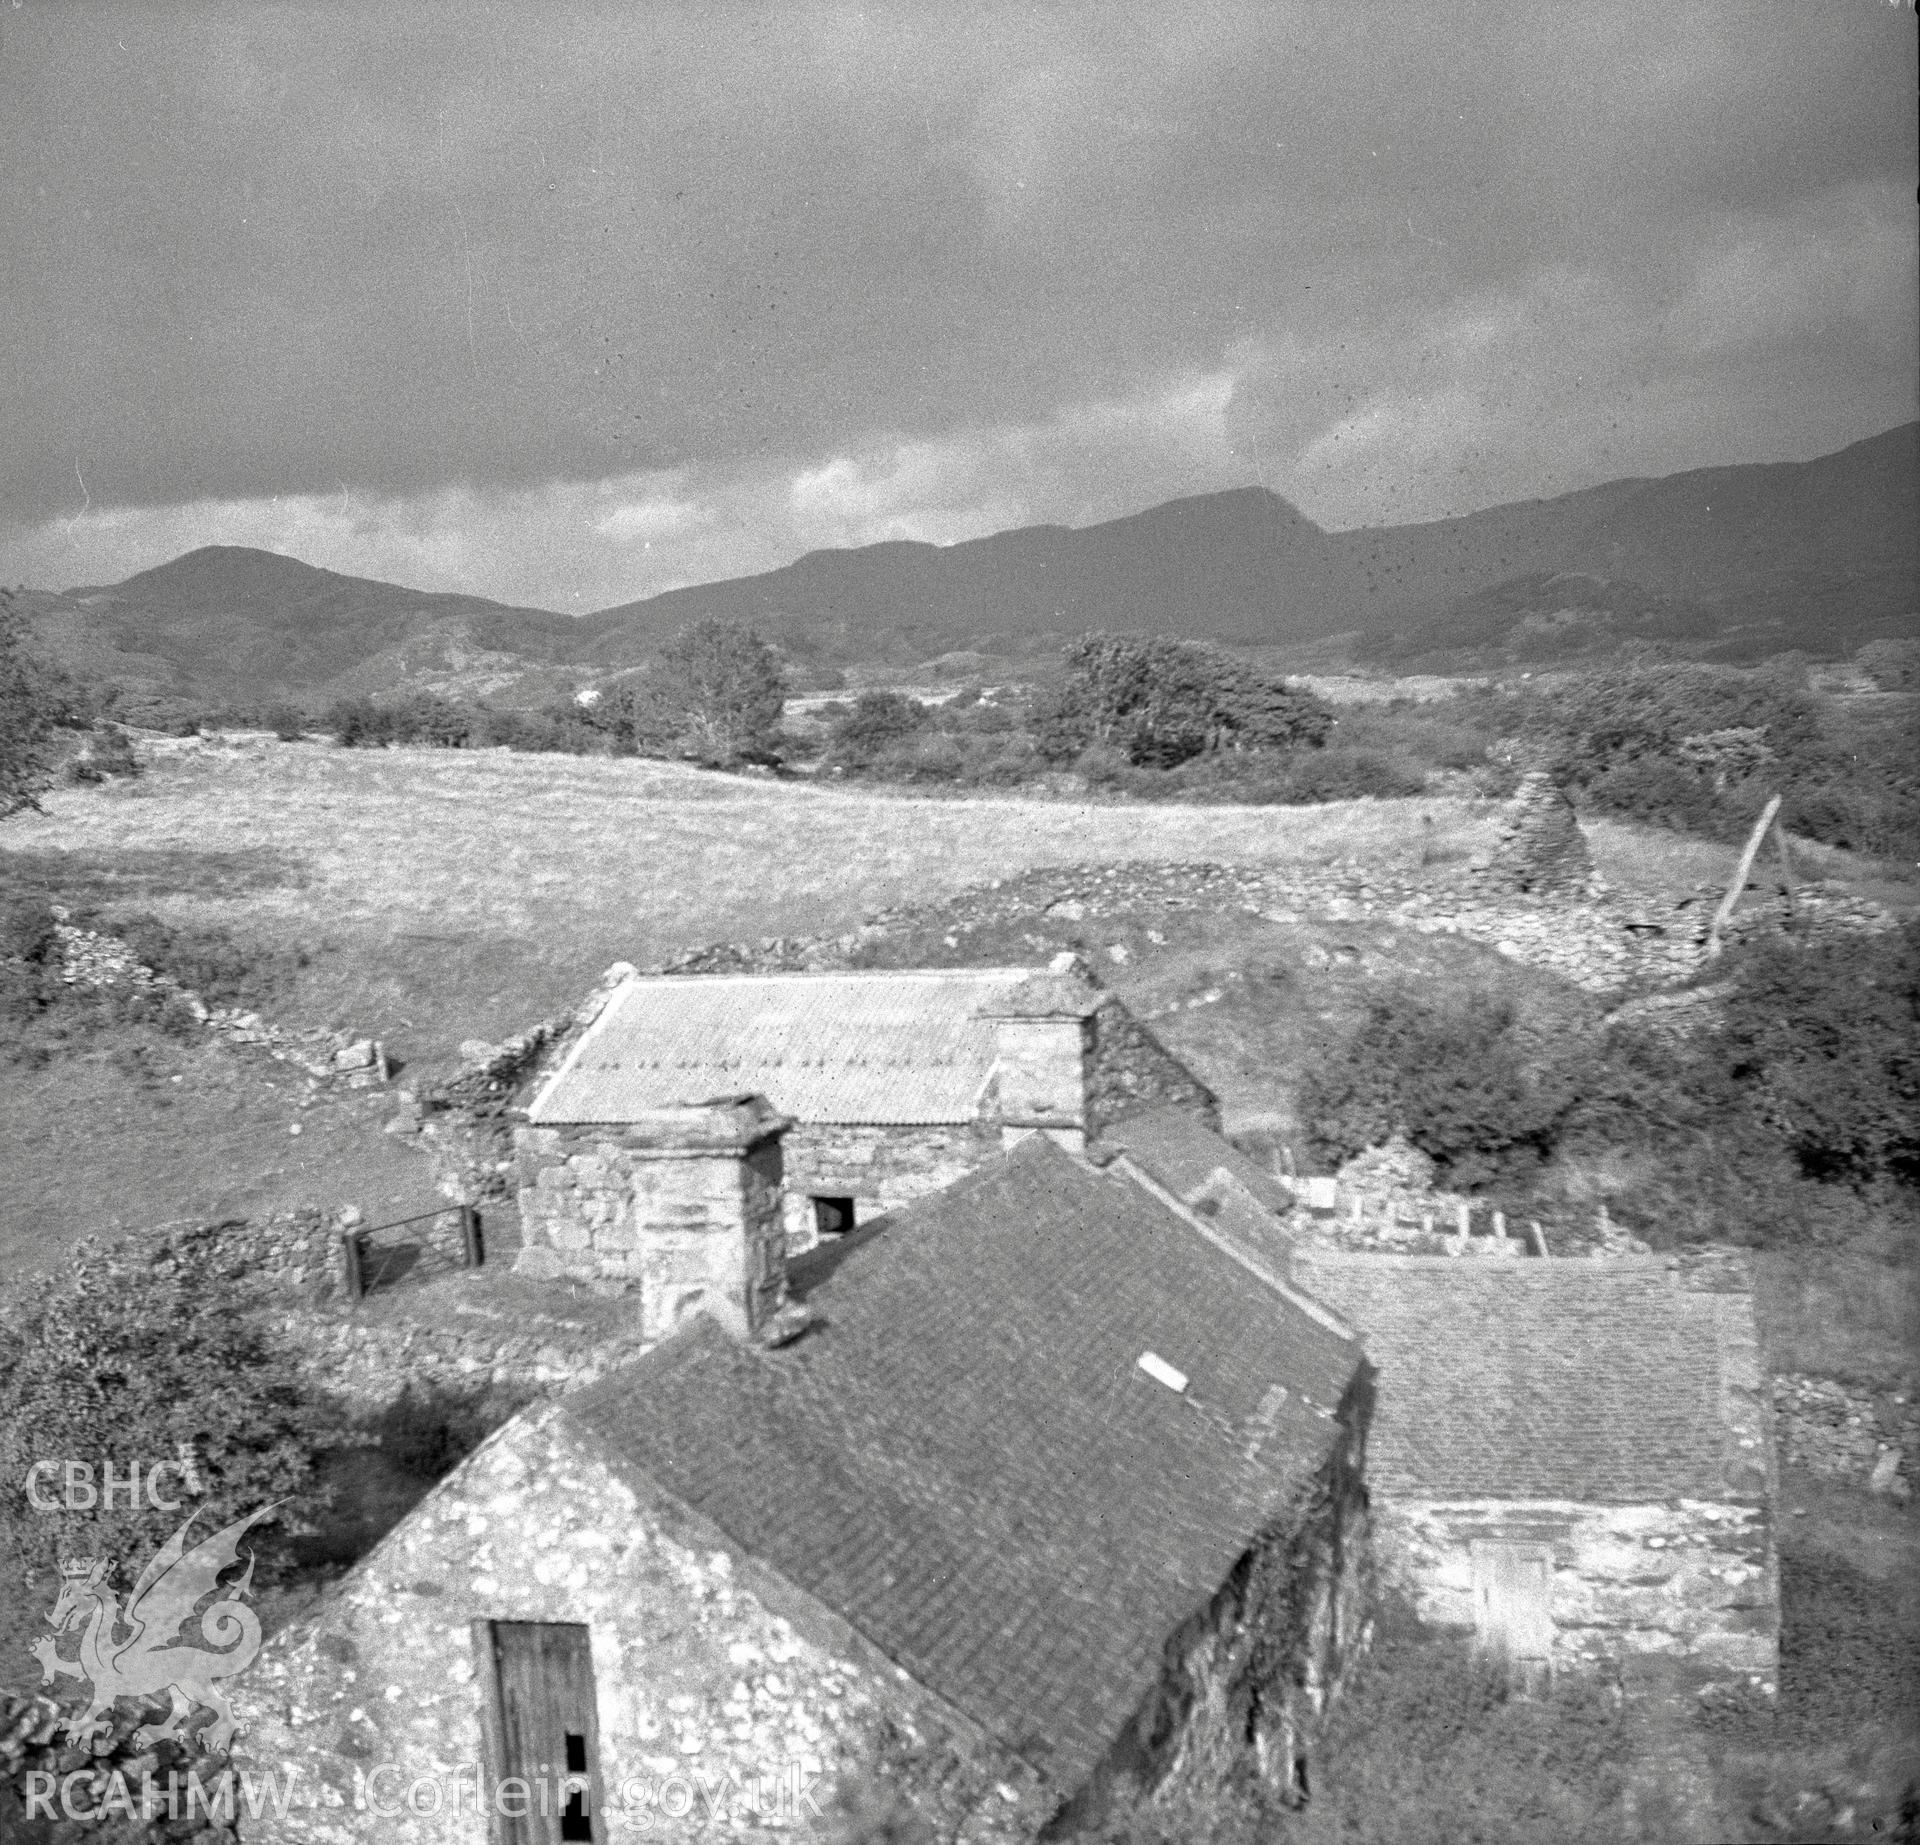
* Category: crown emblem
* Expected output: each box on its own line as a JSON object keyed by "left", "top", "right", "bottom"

{"left": 59, "top": 1558, "right": 101, "bottom": 1579}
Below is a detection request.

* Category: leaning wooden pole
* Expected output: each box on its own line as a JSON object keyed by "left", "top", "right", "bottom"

{"left": 1706, "top": 793, "right": 1783, "bottom": 959}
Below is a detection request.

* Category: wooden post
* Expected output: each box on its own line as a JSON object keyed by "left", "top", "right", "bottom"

{"left": 1772, "top": 818, "right": 1798, "bottom": 925}
{"left": 1706, "top": 793, "right": 1782, "bottom": 958}
{"left": 460, "top": 1205, "right": 484, "bottom": 1270}
{"left": 341, "top": 1230, "right": 367, "bottom": 1301}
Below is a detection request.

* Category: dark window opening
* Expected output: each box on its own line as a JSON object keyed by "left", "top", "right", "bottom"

{"left": 560, "top": 1789, "right": 593, "bottom": 1841}
{"left": 565, "top": 1732, "right": 588, "bottom": 1774}
{"left": 1292, "top": 1755, "right": 1310, "bottom": 1804}
{"left": 812, "top": 1195, "right": 856, "bottom": 1238}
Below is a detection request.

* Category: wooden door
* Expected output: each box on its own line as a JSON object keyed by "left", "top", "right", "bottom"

{"left": 478, "top": 1621, "right": 604, "bottom": 1844}
{"left": 1470, "top": 1542, "right": 1554, "bottom": 1690}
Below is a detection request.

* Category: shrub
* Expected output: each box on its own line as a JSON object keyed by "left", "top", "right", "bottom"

{"left": 0, "top": 1230, "right": 341, "bottom": 1585}
{"left": 827, "top": 692, "right": 928, "bottom": 768}
{"left": 61, "top": 722, "right": 142, "bottom": 785}
{"left": 1, "top": 589, "right": 59, "bottom": 817}
{"left": 1035, "top": 632, "right": 1332, "bottom": 768}
{"left": 1282, "top": 1601, "right": 1635, "bottom": 1845}
{"left": 1709, "top": 923, "right": 1920, "bottom": 1187}
{"left": 1302, "top": 990, "right": 1577, "bottom": 1188}
{"left": 325, "top": 691, "right": 473, "bottom": 749}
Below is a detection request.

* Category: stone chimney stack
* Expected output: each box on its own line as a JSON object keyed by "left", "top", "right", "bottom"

{"left": 511, "top": 1094, "right": 791, "bottom": 1343}
{"left": 976, "top": 954, "right": 1104, "bottom": 1152}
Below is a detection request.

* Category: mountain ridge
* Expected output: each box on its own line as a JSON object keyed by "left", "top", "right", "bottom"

{"left": 19, "top": 420, "right": 1916, "bottom": 710}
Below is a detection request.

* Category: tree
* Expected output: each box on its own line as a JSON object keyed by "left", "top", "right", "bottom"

{"left": 826, "top": 691, "right": 927, "bottom": 768}
{"left": 0, "top": 1227, "right": 340, "bottom": 1586}
{"left": 1035, "top": 632, "right": 1332, "bottom": 769}
{"left": 1, "top": 589, "right": 59, "bottom": 816}
{"left": 642, "top": 618, "right": 787, "bottom": 765}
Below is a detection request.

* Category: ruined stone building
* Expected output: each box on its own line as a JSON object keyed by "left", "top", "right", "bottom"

{"left": 238, "top": 1132, "right": 1373, "bottom": 1842}
{"left": 1291, "top": 1252, "right": 1778, "bottom": 1685}
{"left": 512, "top": 961, "right": 1212, "bottom": 1258}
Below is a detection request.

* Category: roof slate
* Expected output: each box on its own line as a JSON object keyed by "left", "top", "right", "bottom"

{"left": 563, "top": 1136, "right": 1363, "bottom": 1790}
{"left": 1097, "top": 1108, "right": 1295, "bottom": 1218}
{"left": 1292, "top": 1253, "right": 1752, "bottom": 1503}
{"left": 528, "top": 969, "right": 1074, "bottom": 1125}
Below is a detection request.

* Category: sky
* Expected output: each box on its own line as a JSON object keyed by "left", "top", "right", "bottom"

{"left": 1, "top": 1, "right": 1914, "bottom": 612}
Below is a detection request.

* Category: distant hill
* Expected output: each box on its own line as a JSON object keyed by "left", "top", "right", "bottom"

{"left": 17, "top": 421, "right": 1915, "bottom": 710}
{"left": 16, "top": 549, "right": 634, "bottom": 714}
{"left": 593, "top": 419, "right": 1917, "bottom": 662}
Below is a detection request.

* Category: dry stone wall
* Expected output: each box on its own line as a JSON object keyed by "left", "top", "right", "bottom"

{"left": 50, "top": 913, "right": 390, "bottom": 1087}
{"left": 1470, "top": 771, "right": 1596, "bottom": 898}
{"left": 1771, "top": 1374, "right": 1916, "bottom": 1500}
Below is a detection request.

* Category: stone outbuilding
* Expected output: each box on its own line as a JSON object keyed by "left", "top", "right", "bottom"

{"left": 1291, "top": 1250, "right": 1778, "bottom": 1686}
{"left": 1079, "top": 1111, "right": 1779, "bottom": 1687}
{"left": 513, "top": 961, "right": 1212, "bottom": 1255}
{"left": 237, "top": 1134, "right": 1373, "bottom": 1842}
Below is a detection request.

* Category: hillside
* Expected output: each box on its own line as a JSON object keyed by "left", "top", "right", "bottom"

{"left": 18, "top": 421, "right": 1915, "bottom": 710}
{"left": 21, "top": 549, "right": 628, "bottom": 713}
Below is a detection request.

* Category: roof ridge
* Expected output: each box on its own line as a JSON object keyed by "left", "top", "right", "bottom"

{"left": 625, "top": 967, "right": 1046, "bottom": 983}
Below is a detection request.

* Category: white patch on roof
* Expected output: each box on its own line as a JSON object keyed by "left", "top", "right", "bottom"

{"left": 529, "top": 969, "right": 1050, "bottom": 1126}
{"left": 1136, "top": 1351, "right": 1189, "bottom": 1394}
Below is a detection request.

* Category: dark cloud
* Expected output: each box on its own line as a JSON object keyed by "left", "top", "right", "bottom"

{"left": 0, "top": 1, "right": 1912, "bottom": 604}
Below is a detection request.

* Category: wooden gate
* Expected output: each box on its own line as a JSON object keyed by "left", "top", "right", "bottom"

{"left": 477, "top": 1621, "right": 604, "bottom": 1843}
{"left": 1470, "top": 1541, "right": 1554, "bottom": 1692}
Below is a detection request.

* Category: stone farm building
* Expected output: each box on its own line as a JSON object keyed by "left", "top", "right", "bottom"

{"left": 1069, "top": 1105, "right": 1780, "bottom": 1685}
{"left": 239, "top": 1134, "right": 1373, "bottom": 1843}
{"left": 513, "top": 961, "right": 1214, "bottom": 1261}
{"left": 1294, "top": 1252, "right": 1779, "bottom": 1685}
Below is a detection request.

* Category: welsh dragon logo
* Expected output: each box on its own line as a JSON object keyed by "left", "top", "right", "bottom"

{"left": 29, "top": 1504, "right": 277, "bottom": 1752}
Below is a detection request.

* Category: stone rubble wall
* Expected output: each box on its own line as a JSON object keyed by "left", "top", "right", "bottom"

{"left": 1771, "top": 1374, "right": 1916, "bottom": 1499}
{"left": 642, "top": 858, "right": 1901, "bottom": 1004}
{"left": 1278, "top": 1134, "right": 1648, "bottom": 1259}
{"left": 279, "top": 1307, "right": 653, "bottom": 1416}
{"left": 1470, "top": 771, "right": 1596, "bottom": 899}
{"left": 234, "top": 1409, "right": 1044, "bottom": 1844}
{"left": 50, "top": 913, "right": 390, "bottom": 1088}
{"left": 1087, "top": 1002, "right": 1220, "bottom": 1135}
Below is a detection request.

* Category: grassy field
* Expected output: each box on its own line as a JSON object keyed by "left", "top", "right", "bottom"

{"left": 3, "top": 740, "right": 1531, "bottom": 1072}
{"left": 4, "top": 738, "right": 1901, "bottom": 1277}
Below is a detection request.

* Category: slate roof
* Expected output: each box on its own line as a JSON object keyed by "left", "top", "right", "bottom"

{"left": 1292, "top": 1253, "right": 1753, "bottom": 1503}
{"left": 1097, "top": 1108, "right": 1294, "bottom": 1217}
{"left": 563, "top": 1135, "right": 1364, "bottom": 1791}
{"left": 1098, "top": 1108, "right": 1299, "bottom": 1274}
{"left": 528, "top": 969, "right": 1097, "bottom": 1125}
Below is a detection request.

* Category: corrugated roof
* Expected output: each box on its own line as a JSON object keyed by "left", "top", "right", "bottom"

{"left": 1293, "top": 1253, "right": 1755, "bottom": 1503}
{"left": 563, "top": 1136, "right": 1365, "bottom": 1792}
{"left": 529, "top": 969, "right": 1076, "bottom": 1125}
